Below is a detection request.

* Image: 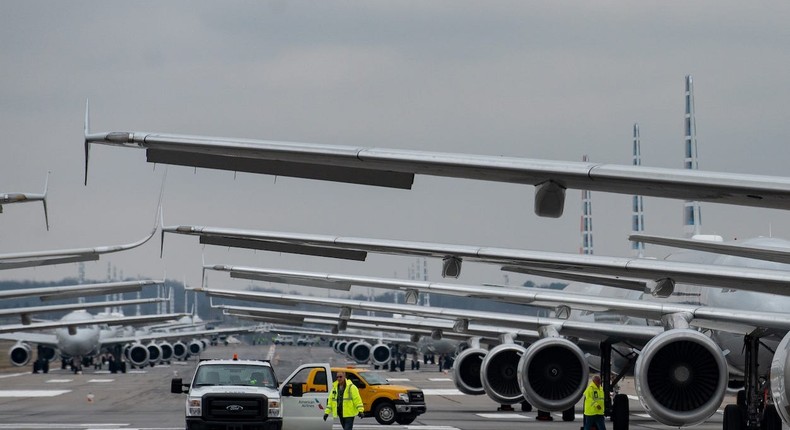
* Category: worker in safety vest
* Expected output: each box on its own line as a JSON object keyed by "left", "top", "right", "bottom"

{"left": 583, "top": 375, "right": 606, "bottom": 430}
{"left": 324, "top": 371, "right": 364, "bottom": 430}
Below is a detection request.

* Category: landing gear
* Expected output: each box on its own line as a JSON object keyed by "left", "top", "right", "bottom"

{"left": 724, "top": 335, "right": 773, "bottom": 430}
{"left": 600, "top": 341, "right": 635, "bottom": 430}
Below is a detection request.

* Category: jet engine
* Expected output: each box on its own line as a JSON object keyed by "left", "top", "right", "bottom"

{"left": 345, "top": 341, "right": 359, "bottom": 359}
{"left": 350, "top": 341, "right": 372, "bottom": 364}
{"left": 371, "top": 343, "right": 392, "bottom": 367}
{"left": 335, "top": 340, "right": 348, "bottom": 354}
{"left": 453, "top": 347, "right": 487, "bottom": 395}
{"left": 125, "top": 342, "right": 150, "bottom": 368}
{"left": 481, "top": 343, "right": 527, "bottom": 404}
{"left": 634, "top": 329, "right": 727, "bottom": 427}
{"left": 9, "top": 341, "right": 32, "bottom": 367}
{"left": 188, "top": 339, "right": 204, "bottom": 355}
{"left": 39, "top": 346, "right": 58, "bottom": 362}
{"left": 770, "top": 331, "right": 790, "bottom": 427}
{"left": 517, "top": 337, "right": 588, "bottom": 411}
{"left": 158, "top": 341, "right": 174, "bottom": 363}
{"left": 172, "top": 341, "right": 187, "bottom": 360}
{"left": 146, "top": 342, "right": 162, "bottom": 366}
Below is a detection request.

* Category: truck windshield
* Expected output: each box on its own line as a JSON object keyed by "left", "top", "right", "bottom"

{"left": 359, "top": 372, "right": 389, "bottom": 386}
{"left": 193, "top": 364, "right": 277, "bottom": 389}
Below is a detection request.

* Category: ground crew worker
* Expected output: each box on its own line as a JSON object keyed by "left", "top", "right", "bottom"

{"left": 583, "top": 375, "right": 606, "bottom": 430}
{"left": 324, "top": 371, "right": 364, "bottom": 430}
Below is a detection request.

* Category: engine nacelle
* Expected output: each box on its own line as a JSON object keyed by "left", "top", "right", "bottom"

{"left": 371, "top": 343, "right": 392, "bottom": 367}
{"left": 126, "top": 342, "right": 150, "bottom": 368}
{"left": 770, "top": 331, "right": 790, "bottom": 427}
{"left": 172, "top": 341, "right": 187, "bottom": 360}
{"left": 453, "top": 347, "right": 487, "bottom": 395}
{"left": 335, "top": 340, "right": 348, "bottom": 354}
{"left": 9, "top": 342, "right": 32, "bottom": 367}
{"left": 158, "top": 341, "right": 173, "bottom": 362}
{"left": 188, "top": 339, "right": 204, "bottom": 355}
{"left": 146, "top": 342, "right": 162, "bottom": 366}
{"left": 345, "top": 341, "right": 359, "bottom": 359}
{"left": 351, "top": 341, "right": 372, "bottom": 364}
{"left": 518, "top": 337, "right": 588, "bottom": 411}
{"left": 481, "top": 344, "right": 527, "bottom": 404}
{"left": 635, "top": 329, "right": 727, "bottom": 427}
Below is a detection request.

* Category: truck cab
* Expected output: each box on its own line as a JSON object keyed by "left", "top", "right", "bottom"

{"left": 302, "top": 366, "right": 426, "bottom": 425}
{"left": 172, "top": 357, "right": 331, "bottom": 430}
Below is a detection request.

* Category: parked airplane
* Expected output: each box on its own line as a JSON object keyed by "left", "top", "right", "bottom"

{"left": 1, "top": 172, "right": 50, "bottom": 230}
{"left": 0, "top": 308, "right": 186, "bottom": 373}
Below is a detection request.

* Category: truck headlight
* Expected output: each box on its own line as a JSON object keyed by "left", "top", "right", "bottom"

{"left": 268, "top": 399, "right": 281, "bottom": 418}
{"left": 186, "top": 397, "right": 202, "bottom": 417}
{"left": 398, "top": 393, "right": 409, "bottom": 403}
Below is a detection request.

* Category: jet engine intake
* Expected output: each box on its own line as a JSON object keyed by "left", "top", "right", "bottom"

{"left": 188, "top": 339, "right": 204, "bottom": 355}
{"left": 126, "top": 342, "right": 150, "bottom": 368}
{"left": 172, "top": 341, "right": 187, "bottom": 360}
{"left": 345, "top": 341, "right": 359, "bottom": 359}
{"left": 146, "top": 342, "right": 162, "bottom": 366}
{"left": 517, "top": 337, "right": 588, "bottom": 411}
{"left": 481, "top": 343, "right": 527, "bottom": 404}
{"left": 371, "top": 343, "right": 392, "bottom": 367}
{"left": 9, "top": 342, "right": 32, "bottom": 367}
{"left": 158, "top": 341, "right": 173, "bottom": 362}
{"left": 634, "top": 329, "right": 727, "bottom": 427}
{"left": 335, "top": 340, "right": 348, "bottom": 354}
{"left": 351, "top": 341, "right": 372, "bottom": 364}
{"left": 453, "top": 347, "right": 487, "bottom": 395}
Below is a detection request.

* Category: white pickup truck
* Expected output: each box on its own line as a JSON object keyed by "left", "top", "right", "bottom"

{"left": 171, "top": 357, "right": 332, "bottom": 430}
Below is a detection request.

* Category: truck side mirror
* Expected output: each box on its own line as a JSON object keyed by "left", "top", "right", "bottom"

{"left": 291, "top": 382, "right": 304, "bottom": 397}
{"left": 171, "top": 378, "right": 186, "bottom": 394}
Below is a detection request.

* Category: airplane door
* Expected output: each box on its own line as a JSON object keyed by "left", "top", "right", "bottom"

{"left": 280, "top": 363, "right": 332, "bottom": 430}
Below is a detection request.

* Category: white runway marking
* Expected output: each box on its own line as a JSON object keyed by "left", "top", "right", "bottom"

{"left": 0, "top": 372, "right": 28, "bottom": 379}
{"left": 427, "top": 378, "right": 452, "bottom": 382}
{"left": 387, "top": 378, "right": 411, "bottom": 381}
{"left": 88, "top": 379, "right": 114, "bottom": 383}
{"left": 476, "top": 413, "right": 532, "bottom": 419}
{"left": 0, "top": 390, "right": 70, "bottom": 397}
{"left": 266, "top": 344, "right": 276, "bottom": 361}
{"left": 0, "top": 425, "right": 182, "bottom": 429}
{"left": 635, "top": 413, "right": 652, "bottom": 418}
{"left": 553, "top": 413, "right": 585, "bottom": 420}
{"left": 627, "top": 395, "right": 639, "bottom": 401}
{"left": 46, "top": 379, "right": 73, "bottom": 383}
{"left": 422, "top": 388, "right": 464, "bottom": 396}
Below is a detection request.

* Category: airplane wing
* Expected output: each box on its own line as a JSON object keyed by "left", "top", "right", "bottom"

{"left": 210, "top": 266, "right": 790, "bottom": 336}
{"left": 0, "top": 222, "right": 157, "bottom": 270}
{"left": 218, "top": 304, "right": 539, "bottom": 343}
{"left": 85, "top": 124, "right": 790, "bottom": 217}
{"left": 0, "top": 297, "right": 168, "bottom": 325}
{"left": 102, "top": 325, "right": 257, "bottom": 346}
{"left": 0, "top": 280, "right": 163, "bottom": 302}
{"left": 199, "top": 287, "right": 664, "bottom": 344}
{"left": 0, "top": 332, "right": 59, "bottom": 348}
{"left": 1, "top": 172, "right": 50, "bottom": 230}
{"left": 164, "top": 225, "right": 790, "bottom": 296}
{"left": 630, "top": 233, "right": 790, "bottom": 265}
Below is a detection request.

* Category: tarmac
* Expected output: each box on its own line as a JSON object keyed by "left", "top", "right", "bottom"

{"left": 0, "top": 343, "right": 728, "bottom": 430}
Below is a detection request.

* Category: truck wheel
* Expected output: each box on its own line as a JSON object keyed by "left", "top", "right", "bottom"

{"left": 395, "top": 414, "right": 417, "bottom": 425}
{"left": 374, "top": 402, "right": 397, "bottom": 425}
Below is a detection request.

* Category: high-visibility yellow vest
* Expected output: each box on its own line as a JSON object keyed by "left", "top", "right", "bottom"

{"left": 583, "top": 381, "right": 605, "bottom": 416}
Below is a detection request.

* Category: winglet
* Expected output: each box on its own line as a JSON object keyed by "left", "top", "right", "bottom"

{"left": 42, "top": 171, "right": 50, "bottom": 231}
{"left": 84, "top": 99, "right": 90, "bottom": 186}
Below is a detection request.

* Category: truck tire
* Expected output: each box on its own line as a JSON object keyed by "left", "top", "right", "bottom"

{"left": 374, "top": 401, "right": 397, "bottom": 425}
{"left": 395, "top": 414, "right": 417, "bottom": 425}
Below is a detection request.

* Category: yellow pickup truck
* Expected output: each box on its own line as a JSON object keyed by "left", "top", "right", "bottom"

{"left": 300, "top": 366, "right": 426, "bottom": 425}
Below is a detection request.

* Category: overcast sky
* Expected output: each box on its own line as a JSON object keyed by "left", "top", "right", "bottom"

{"left": 2, "top": 1, "right": 790, "bottom": 295}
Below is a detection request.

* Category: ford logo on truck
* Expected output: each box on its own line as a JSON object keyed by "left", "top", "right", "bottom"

{"left": 226, "top": 404, "right": 244, "bottom": 412}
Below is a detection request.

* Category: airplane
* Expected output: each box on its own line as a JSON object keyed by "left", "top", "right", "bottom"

{"left": 82, "top": 106, "right": 790, "bottom": 218}
{"left": 1, "top": 171, "right": 50, "bottom": 230}
{"left": 0, "top": 308, "right": 187, "bottom": 373}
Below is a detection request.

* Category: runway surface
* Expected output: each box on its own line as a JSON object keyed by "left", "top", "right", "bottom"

{"left": 0, "top": 344, "right": 727, "bottom": 430}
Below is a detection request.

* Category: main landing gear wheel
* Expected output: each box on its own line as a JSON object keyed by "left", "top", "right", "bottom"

{"left": 723, "top": 404, "right": 743, "bottom": 430}
{"left": 612, "top": 393, "right": 629, "bottom": 430}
